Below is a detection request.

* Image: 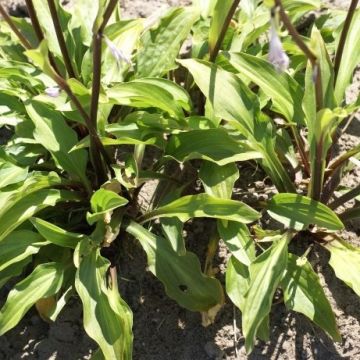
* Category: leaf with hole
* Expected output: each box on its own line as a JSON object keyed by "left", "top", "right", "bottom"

{"left": 125, "top": 221, "right": 224, "bottom": 311}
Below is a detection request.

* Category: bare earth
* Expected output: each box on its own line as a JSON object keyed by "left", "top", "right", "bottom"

{"left": 0, "top": 0, "right": 359, "bottom": 359}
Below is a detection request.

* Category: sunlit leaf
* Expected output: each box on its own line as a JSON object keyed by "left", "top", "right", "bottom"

{"left": 243, "top": 234, "right": 289, "bottom": 353}
{"left": 166, "top": 129, "right": 262, "bottom": 165}
{"left": 323, "top": 237, "right": 360, "bottom": 296}
{"left": 136, "top": 7, "right": 198, "bottom": 78}
{"left": 31, "top": 217, "right": 85, "bottom": 248}
{"left": 267, "top": 193, "right": 344, "bottom": 231}
{"left": 125, "top": 221, "right": 224, "bottom": 311}
{"left": 334, "top": 8, "right": 360, "bottom": 103}
{"left": 0, "top": 262, "right": 65, "bottom": 335}
{"left": 75, "top": 244, "right": 133, "bottom": 360}
{"left": 223, "top": 52, "right": 304, "bottom": 124}
{"left": 87, "top": 188, "right": 128, "bottom": 225}
{"left": 0, "top": 162, "right": 28, "bottom": 188}
{"left": 208, "top": 0, "right": 233, "bottom": 56}
{"left": 218, "top": 220, "right": 255, "bottom": 266}
{"left": 25, "top": 101, "right": 90, "bottom": 191}
{"left": 141, "top": 193, "right": 260, "bottom": 224}
{"left": 281, "top": 253, "right": 341, "bottom": 341}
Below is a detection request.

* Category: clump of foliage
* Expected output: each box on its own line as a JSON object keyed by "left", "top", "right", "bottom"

{"left": 0, "top": 0, "right": 359, "bottom": 357}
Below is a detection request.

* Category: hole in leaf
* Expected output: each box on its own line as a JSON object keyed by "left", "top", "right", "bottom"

{"left": 179, "top": 284, "right": 188, "bottom": 293}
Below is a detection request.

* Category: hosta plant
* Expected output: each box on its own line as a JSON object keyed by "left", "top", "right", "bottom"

{"left": 0, "top": 0, "right": 359, "bottom": 358}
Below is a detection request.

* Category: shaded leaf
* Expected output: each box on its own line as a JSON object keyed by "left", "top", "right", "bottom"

{"left": 199, "top": 161, "right": 238, "bottom": 199}
{"left": 226, "top": 255, "right": 250, "bottom": 310}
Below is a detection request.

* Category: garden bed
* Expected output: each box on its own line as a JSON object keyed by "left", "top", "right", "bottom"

{"left": 0, "top": 0, "right": 359, "bottom": 359}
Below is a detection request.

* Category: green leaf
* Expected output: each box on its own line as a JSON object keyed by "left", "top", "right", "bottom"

{"left": 25, "top": 101, "right": 90, "bottom": 191}
{"left": 125, "top": 221, "right": 224, "bottom": 311}
{"left": 0, "top": 262, "right": 65, "bottom": 335}
{"left": 178, "top": 58, "right": 295, "bottom": 193}
{"left": 323, "top": 238, "right": 360, "bottom": 296}
{"left": 307, "top": 108, "right": 347, "bottom": 199}
{"left": 282, "top": 0, "right": 320, "bottom": 22}
{"left": 31, "top": 218, "right": 85, "bottom": 248}
{"left": 226, "top": 254, "right": 270, "bottom": 342}
{"left": 230, "top": 6, "right": 269, "bottom": 52}
{"left": 178, "top": 58, "right": 258, "bottom": 135}
{"left": 71, "top": 134, "right": 165, "bottom": 152}
{"left": 208, "top": 0, "right": 233, "bottom": 55}
{"left": 87, "top": 188, "right": 128, "bottom": 225}
{"left": 303, "top": 26, "right": 336, "bottom": 123}
{"left": 0, "top": 230, "right": 45, "bottom": 272}
{"left": 334, "top": 8, "right": 360, "bottom": 103}
{"left": 0, "top": 172, "right": 80, "bottom": 242}
{"left": 243, "top": 234, "right": 289, "bottom": 353}
{"left": 106, "top": 80, "right": 186, "bottom": 119}
{"left": 70, "top": 0, "right": 100, "bottom": 46}
{"left": 132, "top": 78, "right": 192, "bottom": 113}
{"left": 75, "top": 245, "right": 133, "bottom": 360}
{"left": 136, "top": 7, "right": 198, "bottom": 78}
{"left": 159, "top": 188, "right": 186, "bottom": 255}
{"left": 267, "top": 193, "right": 344, "bottom": 231}
{"left": 218, "top": 220, "right": 255, "bottom": 266}
{"left": 101, "top": 20, "right": 143, "bottom": 84}
{"left": 0, "top": 189, "right": 78, "bottom": 242}
{"left": 281, "top": 253, "right": 341, "bottom": 341}
{"left": 166, "top": 129, "right": 262, "bottom": 166}
{"left": 226, "top": 255, "right": 250, "bottom": 311}
{"left": 0, "top": 162, "right": 28, "bottom": 188}
{"left": 142, "top": 193, "right": 260, "bottom": 224}
{"left": 193, "top": 0, "right": 217, "bottom": 18}
{"left": 223, "top": 52, "right": 304, "bottom": 124}
{"left": 0, "top": 259, "right": 31, "bottom": 289}
{"left": 199, "top": 161, "right": 239, "bottom": 199}
{"left": 25, "top": 41, "right": 59, "bottom": 79}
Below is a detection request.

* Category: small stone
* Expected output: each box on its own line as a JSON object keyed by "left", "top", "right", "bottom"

{"left": 254, "top": 181, "right": 265, "bottom": 190}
